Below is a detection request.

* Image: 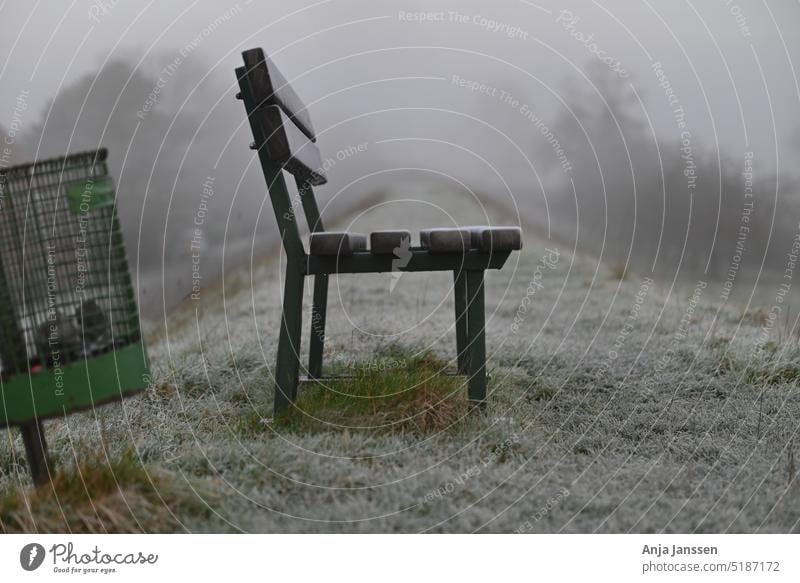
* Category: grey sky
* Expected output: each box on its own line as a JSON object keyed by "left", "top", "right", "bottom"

{"left": 1, "top": 0, "right": 799, "bottom": 177}
{"left": 2, "top": 0, "right": 799, "bottom": 315}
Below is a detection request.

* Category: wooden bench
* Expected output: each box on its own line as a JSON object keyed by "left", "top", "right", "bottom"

{"left": 235, "top": 48, "right": 522, "bottom": 413}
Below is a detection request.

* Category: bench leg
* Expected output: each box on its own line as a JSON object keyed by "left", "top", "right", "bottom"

{"left": 308, "top": 274, "right": 328, "bottom": 379}
{"left": 275, "top": 267, "right": 305, "bottom": 413}
{"left": 465, "top": 270, "right": 487, "bottom": 406}
{"left": 454, "top": 270, "right": 468, "bottom": 374}
{"left": 20, "top": 419, "right": 50, "bottom": 486}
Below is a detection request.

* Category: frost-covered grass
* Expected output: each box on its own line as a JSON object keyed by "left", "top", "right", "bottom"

{"left": 1, "top": 183, "right": 799, "bottom": 532}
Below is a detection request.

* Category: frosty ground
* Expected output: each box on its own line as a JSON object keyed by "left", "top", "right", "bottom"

{"left": 2, "top": 184, "right": 799, "bottom": 533}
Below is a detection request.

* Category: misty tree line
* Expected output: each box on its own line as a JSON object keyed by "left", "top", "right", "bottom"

{"left": 539, "top": 64, "right": 800, "bottom": 284}
{"left": 1, "top": 58, "right": 271, "bottom": 316}
{"left": 3, "top": 58, "right": 799, "bottom": 315}
{"left": 0, "top": 55, "right": 384, "bottom": 317}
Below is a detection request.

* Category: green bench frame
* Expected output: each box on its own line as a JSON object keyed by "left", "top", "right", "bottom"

{"left": 236, "top": 48, "right": 513, "bottom": 413}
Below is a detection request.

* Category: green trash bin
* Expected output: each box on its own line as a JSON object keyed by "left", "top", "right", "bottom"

{"left": 0, "top": 148, "right": 150, "bottom": 484}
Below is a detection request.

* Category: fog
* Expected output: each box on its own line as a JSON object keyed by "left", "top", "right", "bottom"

{"left": 2, "top": 0, "right": 799, "bottom": 318}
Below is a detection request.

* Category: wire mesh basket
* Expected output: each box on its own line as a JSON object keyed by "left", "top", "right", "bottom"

{"left": 0, "top": 148, "right": 149, "bottom": 434}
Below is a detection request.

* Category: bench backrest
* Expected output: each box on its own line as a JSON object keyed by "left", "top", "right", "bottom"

{"left": 236, "top": 48, "right": 326, "bottom": 261}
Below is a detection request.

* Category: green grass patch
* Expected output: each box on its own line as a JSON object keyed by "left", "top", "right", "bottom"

{"left": 275, "top": 351, "right": 469, "bottom": 434}
{"left": 748, "top": 362, "right": 800, "bottom": 385}
{"left": 712, "top": 345, "right": 800, "bottom": 385}
{"left": 0, "top": 449, "right": 211, "bottom": 533}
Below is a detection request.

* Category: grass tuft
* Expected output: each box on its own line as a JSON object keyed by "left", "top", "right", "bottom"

{"left": 711, "top": 344, "right": 800, "bottom": 385}
{"left": 0, "top": 449, "right": 209, "bottom": 533}
{"left": 275, "top": 351, "right": 469, "bottom": 434}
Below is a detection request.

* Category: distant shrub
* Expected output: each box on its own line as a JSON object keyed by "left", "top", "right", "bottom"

{"left": 609, "top": 261, "right": 628, "bottom": 281}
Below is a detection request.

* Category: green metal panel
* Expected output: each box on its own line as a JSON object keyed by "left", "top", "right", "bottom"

{"left": 66, "top": 176, "right": 116, "bottom": 214}
{"left": 0, "top": 341, "right": 149, "bottom": 427}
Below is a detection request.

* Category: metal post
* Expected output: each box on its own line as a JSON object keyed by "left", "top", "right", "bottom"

{"left": 274, "top": 265, "right": 305, "bottom": 413}
{"left": 466, "top": 270, "right": 487, "bottom": 406}
{"left": 454, "top": 270, "right": 468, "bottom": 374}
{"left": 308, "top": 274, "right": 328, "bottom": 379}
{"left": 19, "top": 420, "right": 50, "bottom": 486}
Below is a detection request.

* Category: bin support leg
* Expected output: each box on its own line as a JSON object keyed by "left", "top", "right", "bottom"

{"left": 20, "top": 420, "right": 50, "bottom": 486}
